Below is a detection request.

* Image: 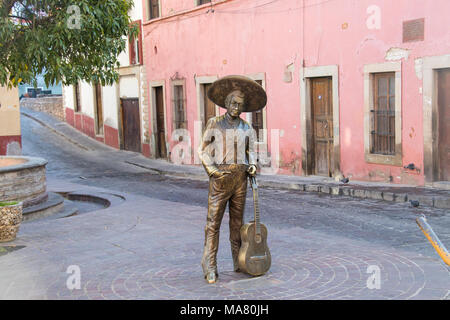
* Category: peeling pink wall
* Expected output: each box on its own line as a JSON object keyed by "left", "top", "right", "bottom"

{"left": 142, "top": 0, "right": 450, "bottom": 185}
{"left": 301, "top": 0, "right": 450, "bottom": 184}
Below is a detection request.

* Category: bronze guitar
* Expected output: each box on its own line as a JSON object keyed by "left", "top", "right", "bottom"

{"left": 238, "top": 176, "right": 271, "bottom": 276}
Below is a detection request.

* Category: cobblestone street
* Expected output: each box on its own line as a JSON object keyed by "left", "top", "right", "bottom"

{"left": 0, "top": 112, "right": 449, "bottom": 300}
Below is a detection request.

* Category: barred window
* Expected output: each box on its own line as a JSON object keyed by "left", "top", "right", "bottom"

{"left": 371, "top": 72, "right": 395, "bottom": 155}
{"left": 252, "top": 110, "right": 263, "bottom": 141}
{"left": 197, "top": 0, "right": 211, "bottom": 5}
{"left": 148, "top": 0, "right": 160, "bottom": 20}
{"left": 173, "top": 84, "right": 186, "bottom": 130}
{"left": 251, "top": 79, "right": 264, "bottom": 141}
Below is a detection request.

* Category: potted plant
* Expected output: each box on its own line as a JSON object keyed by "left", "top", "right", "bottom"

{"left": 0, "top": 201, "right": 23, "bottom": 242}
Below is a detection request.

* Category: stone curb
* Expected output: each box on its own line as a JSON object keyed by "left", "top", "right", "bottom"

{"left": 258, "top": 180, "right": 450, "bottom": 210}
{"left": 0, "top": 156, "right": 48, "bottom": 173}
{"left": 21, "top": 110, "right": 90, "bottom": 151}
{"left": 139, "top": 167, "right": 450, "bottom": 209}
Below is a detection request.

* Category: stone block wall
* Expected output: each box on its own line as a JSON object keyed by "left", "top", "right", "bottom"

{"left": 20, "top": 96, "right": 64, "bottom": 121}
{"left": 0, "top": 166, "right": 47, "bottom": 207}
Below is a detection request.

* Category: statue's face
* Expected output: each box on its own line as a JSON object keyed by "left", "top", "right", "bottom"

{"left": 226, "top": 91, "right": 245, "bottom": 118}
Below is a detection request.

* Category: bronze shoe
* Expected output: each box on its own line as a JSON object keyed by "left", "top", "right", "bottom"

{"left": 205, "top": 271, "right": 218, "bottom": 284}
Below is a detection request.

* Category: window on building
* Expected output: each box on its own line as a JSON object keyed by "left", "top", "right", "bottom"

{"left": 202, "top": 82, "right": 216, "bottom": 130}
{"left": 370, "top": 72, "right": 396, "bottom": 155}
{"left": 74, "top": 83, "right": 81, "bottom": 112}
{"left": 252, "top": 110, "right": 263, "bottom": 141}
{"left": 148, "top": 0, "right": 160, "bottom": 20}
{"left": 129, "top": 21, "right": 142, "bottom": 65}
{"left": 251, "top": 79, "right": 264, "bottom": 141}
{"left": 172, "top": 84, "right": 187, "bottom": 130}
{"left": 364, "top": 62, "right": 402, "bottom": 166}
{"left": 129, "top": 38, "right": 139, "bottom": 65}
{"left": 197, "top": 0, "right": 211, "bottom": 5}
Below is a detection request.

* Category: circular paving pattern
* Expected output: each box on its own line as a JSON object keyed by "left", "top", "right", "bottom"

{"left": 48, "top": 245, "right": 430, "bottom": 300}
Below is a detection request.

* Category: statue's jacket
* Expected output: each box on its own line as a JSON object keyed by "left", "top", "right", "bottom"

{"left": 198, "top": 114, "right": 257, "bottom": 176}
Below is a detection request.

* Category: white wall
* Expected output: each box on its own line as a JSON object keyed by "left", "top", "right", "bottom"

{"left": 80, "top": 81, "right": 94, "bottom": 118}
{"left": 63, "top": 85, "right": 75, "bottom": 110}
{"left": 130, "top": 0, "right": 143, "bottom": 21}
{"left": 103, "top": 85, "right": 118, "bottom": 129}
{"left": 118, "top": 42, "right": 130, "bottom": 68}
{"left": 119, "top": 75, "right": 139, "bottom": 98}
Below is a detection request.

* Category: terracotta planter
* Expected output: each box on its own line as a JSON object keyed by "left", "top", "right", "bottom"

{"left": 0, "top": 202, "right": 23, "bottom": 242}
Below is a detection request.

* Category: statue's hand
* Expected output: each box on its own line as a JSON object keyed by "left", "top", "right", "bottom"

{"left": 247, "top": 165, "right": 257, "bottom": 176}
{"left": 211, "top": 170, "right": 232, "bottom": 179}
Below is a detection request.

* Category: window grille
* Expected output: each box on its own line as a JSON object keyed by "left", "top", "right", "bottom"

{"left": 173, "top": 85, "right": 186, "bottom": 130}
{"left": 371, "top": 72, "right": 396, "bottom": 155}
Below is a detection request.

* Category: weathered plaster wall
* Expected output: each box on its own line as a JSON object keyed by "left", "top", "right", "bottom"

{"left": 0, "top": 86, "right": 20, "bottom": 136}
{"left": 142, "top": 0, "right": 302, "bottom": 171}
{"left": 0, "top": 86, "right": 21, "bottom": 155}
{"left": 141, "top": 0, "right": 450, "bottom": 185}
{"left": 302, "top": 0, "right": 450, "bottom": 184}
{"left": 102, "top": 85, "right": 119, "bottom": 129}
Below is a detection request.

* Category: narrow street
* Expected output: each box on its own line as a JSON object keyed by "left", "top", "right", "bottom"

{"left": 0, "top": 113, "right": 447, "bottom": 300}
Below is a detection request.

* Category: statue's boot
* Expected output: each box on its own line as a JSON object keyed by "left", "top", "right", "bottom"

{"left": 205, "top": 271, "right": 217, "bottom": 284}
{"left": 202, "top": 226, "right": 220, "bottom": 283}
{"left": 231, "top": 240, "right": 241, "bottom": 272}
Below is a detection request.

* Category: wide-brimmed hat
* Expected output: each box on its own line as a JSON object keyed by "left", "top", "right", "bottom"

{"left": 207, "top": 75, "right": 267, "bottom": 112}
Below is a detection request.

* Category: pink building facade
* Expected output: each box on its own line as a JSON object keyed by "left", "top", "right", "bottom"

{"left": 138, "top": 0, "right": 450, "bottom": 186}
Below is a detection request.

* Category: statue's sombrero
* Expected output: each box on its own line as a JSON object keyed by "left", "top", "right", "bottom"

{"left": 207, "top": 75, "right": 267, "bottom": 112}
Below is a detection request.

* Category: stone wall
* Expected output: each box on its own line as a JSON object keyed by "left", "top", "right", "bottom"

{"left": 0, "top": 162, "right": 47, "bottom": 207}
{"left": 20, "top": 96, "right": 64, "bottom": 121}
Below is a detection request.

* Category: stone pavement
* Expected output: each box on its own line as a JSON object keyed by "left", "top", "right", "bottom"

{"left": 0, "top": 179, "right": 449, "bottom": 300}
{"left": 21, "top": 107, "right": 450, "bottom": 209}
{"left": 6, "top": 107, "right": 448, "bottom": 300}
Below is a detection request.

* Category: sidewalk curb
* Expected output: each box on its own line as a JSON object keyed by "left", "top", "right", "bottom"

{"left": 21, "top": 111, "right": 90, "bottom": 151}
{"left": 130, "top": 162, "right": 450, "bottom": 210}
{"left": 255, "top": 180, "right": 450, "bottom": 209}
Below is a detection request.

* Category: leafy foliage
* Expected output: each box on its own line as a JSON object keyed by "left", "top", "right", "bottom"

{"left": 0, "top": 0, "right": 138, "bottom": 87}
{"left": 0, "top": 201, "right": 19, "bottom": 206}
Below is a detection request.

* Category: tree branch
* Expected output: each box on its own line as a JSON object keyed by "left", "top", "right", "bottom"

{"left": 8, "top": 14, "right": 31, "bottom": 21}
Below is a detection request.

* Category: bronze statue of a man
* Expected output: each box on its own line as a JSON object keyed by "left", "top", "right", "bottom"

{"left": 198, "top": 75, "right": 267, "bottom": 284}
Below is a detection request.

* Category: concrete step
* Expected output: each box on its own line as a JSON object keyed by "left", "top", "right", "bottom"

{"left": 432, "top": 181, "right": 450, "bottom": 191}
{"left": 38, "top": 199, "right": 79, "bottom": 221}
{"left": 22, "top": 192, "right": 65, "bottom": 222}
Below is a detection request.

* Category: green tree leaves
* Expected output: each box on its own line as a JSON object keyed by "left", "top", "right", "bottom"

{"left": 0, "top": 0, "right": 138, "bottom": 88}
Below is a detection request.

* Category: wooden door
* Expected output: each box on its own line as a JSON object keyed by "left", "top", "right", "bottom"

{"left": 74, "top": 83, "right": 81, "bottom": 112}
{"left": 94, "top": 83, "right": 104, "bottom": 135}
{"left": 438, "top": 69, "right": 450, "bottom": 181}
{"left": 311, "top": 77, "right": 333, "bottom": 177}
{"left": 203, "top": 83, "right": 216, "bottom": 129}
{"left": 121, "top": 98, "right": 141, "bottom": 153}
{"left": 155, "top": 86, "right": 167, "bottom": 158}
